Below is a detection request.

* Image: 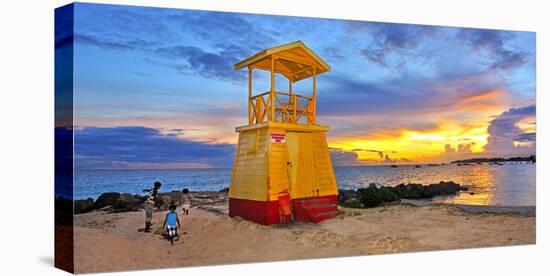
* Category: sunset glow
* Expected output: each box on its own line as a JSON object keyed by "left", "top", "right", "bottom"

{"left": 57, "top": 3, "right": 535, "bottom": 169}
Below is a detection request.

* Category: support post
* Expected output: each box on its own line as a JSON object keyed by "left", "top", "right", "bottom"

{"left": 312, "top": 66, "right": 317, "bottom": 125}
{"left": 248, "top": 66, "right": 253, "bottom": 125}
{"left": 289, "top": 78, "right": 293, "bottom": 95}
{"left": 289, "top": 78, "right": 294, "bottom": 123}
{"left": 270, "top": 55, "right": 275, "bottom": 121}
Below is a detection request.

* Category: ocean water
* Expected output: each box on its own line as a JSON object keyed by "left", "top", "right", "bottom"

{"left": 74, "top": 163, "right": 535, "bottom": 206}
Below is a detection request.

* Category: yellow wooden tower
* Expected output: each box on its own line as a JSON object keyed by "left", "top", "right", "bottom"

{"left": 229, "top": 41, "right": 338, "bottom": 225}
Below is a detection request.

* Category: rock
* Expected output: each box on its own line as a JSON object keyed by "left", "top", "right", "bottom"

{"left": 74, "top": 198, "right": 94, "bottom": 214}
{"left": 112, "top": 193, "right": 142, "bottom": 211}
{"left": 357, "top": 184, "right": 399, "bottom": 208}
{"left": 93, "top": 192, "right": 121, "bottom": 209}
{"left": 97, "top": 205, "right": 114, "bottom": 212}
{"left": 219, "top": 187, "right": 229, "bottom": 193}
{"left": 408, "top": 183, "right": 425, "bottom": 198}
{"left": 422, "top": 185, "right": 435, "bottom": 198}
{"left": 341, "top": 197, "right": 362, "bottom": 208}
{"left": 435, "top": 181, "right": 460, "bottom": 195}
{"left": 156, "top": 195, "right": 176, "bottom": 211}
{"left": 393, "top": 181, "right": 463, "bottom": 199}
{"left": 338, "top": 189, "right": 359, "bottom": 203}
{"left": 398, "top": 183, "right": 424, "bottom": 199}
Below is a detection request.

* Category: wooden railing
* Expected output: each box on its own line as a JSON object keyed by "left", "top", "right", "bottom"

{"left": 249, "top": 91, "right": 315, "bottom": 125}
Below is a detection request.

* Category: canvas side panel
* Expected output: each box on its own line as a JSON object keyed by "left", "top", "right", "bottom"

{"left": 229, "top": 128, "right": 268, "bottom": 201}
{"left": 312, "top": 132, "right": 338, "bottom": 196}
{"left": 54, "top": 3, "right": 75, "bottom": 274}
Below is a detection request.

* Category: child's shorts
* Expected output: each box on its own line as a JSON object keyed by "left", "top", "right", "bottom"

{"left": 166, "top": 225, "right": 177, "bottom": 238}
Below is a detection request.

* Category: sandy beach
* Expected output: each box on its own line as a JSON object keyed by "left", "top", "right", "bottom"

{"left": 72, "top": 192, "right": 535, "bottom": 273}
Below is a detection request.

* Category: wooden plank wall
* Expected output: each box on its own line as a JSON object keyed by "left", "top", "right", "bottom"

{"left": 229, "top": 128, "right": 269, "bottom": 201}
{"left": 312, "top": 132, "right": 338, "bottom": 196}
{"left": 229, "top": 126, "right": 338, "bottom": 202}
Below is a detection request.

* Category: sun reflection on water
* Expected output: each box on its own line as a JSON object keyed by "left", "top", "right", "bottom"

{"left": 334, "top": 163, "right": 535, "bottom": 206}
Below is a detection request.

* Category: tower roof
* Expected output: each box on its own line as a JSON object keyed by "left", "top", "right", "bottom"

{"left": 234, "top": 41, "right": 331, "bottom": 82}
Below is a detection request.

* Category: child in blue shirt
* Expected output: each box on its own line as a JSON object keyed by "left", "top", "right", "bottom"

{"left": 162, "top": 204, "right": 181, "bottom": 245}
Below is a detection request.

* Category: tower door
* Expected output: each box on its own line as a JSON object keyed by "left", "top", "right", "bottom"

{"left": 286, "top": 132, "right": 318, "bottom": 199}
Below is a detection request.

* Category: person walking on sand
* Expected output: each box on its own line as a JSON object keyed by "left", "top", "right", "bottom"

{"left": 163, "top": 204, "right": 181, "bottom": 245}
{"left": 181, "top": 188, "right": 193, "bottom": 215}
{"left": 142, "top": 181, "right": 162, "bottom": 233}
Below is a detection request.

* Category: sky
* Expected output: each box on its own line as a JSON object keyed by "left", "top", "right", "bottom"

{"left": 57, "top": 3, "right": 536, "bottom": 169}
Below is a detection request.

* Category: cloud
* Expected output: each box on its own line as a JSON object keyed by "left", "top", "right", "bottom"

{"left": 330, "top": 147, "right": 406, "bottom": 165}
{"left": 55, "top": 33, "right": 73, "bottom": 50}
{"left": 318, "top": 71, "right": 507, "bottom": 121}
{"left": 352, "top": 148, "right": 384, "bottom": 158}
{"left": 67, "top": 3, "right": 535, "bottom": 164}
{"left": 443, "top": 142, "right": 474, "bottom": 154}
{"left": 457, "top": 29, "right": 528, "bottom": 71}
{"left": 72, "top": 6, "right": 280, "bottom": 82}
{"left": 514, "top": 132, "right": 535, "bottom": 142}
{"left": 74, "top": 33, "right": 154, "bottom": 51}
{"left": 437, "top": 142, "right": 479, "bottom": 162}
{"left": 356, "top": 23, "right": 437, "bottom": 67}
{"left": 484, "top": 105, "right": 536, "bottom": 156}
{"left": 168, "top": 12, "right": 275, "bottom": 55}
{"left": 75, "top": 126, "right": 235, "bottom": 169}
{"left": 55, "top": 4, "right": 74, "bottom": 49}
{"left": 329, "top": 148, "right": 361, "bottom": 166}
{"left": 154, "top": 46, "right": 245, "bottom": 81}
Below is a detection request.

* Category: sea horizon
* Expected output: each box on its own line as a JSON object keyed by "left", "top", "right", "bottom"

{"left": 75, "top": 157, "right": 536, "bottom": 171}
{"left": 74, "top": 163, "right": 535, "bottom": 207}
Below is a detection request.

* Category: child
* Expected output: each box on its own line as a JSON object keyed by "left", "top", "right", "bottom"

{"left": 142, "top": 181, "right": 162, "bottom": 232}
{"left": 181, "top": 188, "right": 192, "bottom": 215}
{"left": 162, "top": 204, "right": 181, "bottom": 245}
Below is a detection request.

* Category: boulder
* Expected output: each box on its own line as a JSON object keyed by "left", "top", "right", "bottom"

{"left": 112, "top": 193, "right": 142, "bottom": 211}
{"left": 93, "top": 192, "right": 121, "bottom": 209}
{"left": 393, "top": 181, "right": 464, "bottom": 199}
{"left": 219, "top": 187, "right": 230, "bottom": 193}
{"left": 393, "top": 183, "right": 424, "bottom": 199}
{"left": 74, "top": 198, "right": 94, "bottom": 214}
{"left": 409, "top": 183, "right": 425, "bottom": 198}
{"left": 422, "top": 185, "right": 435, "bottom": 198}
{"left": 357, "top": 184, "right": 399, "bottom": 208}
{"left": 338, "top": 181, "right": 467, "bottom": 209}
{"left": 341, "top": 197, "right": 362, "bottom": 208}
{"left": 338, "top": 189, "right": 359, "bottom": 203}
{"left": 156, "top": 195, "right": 173, "bottom": 211}
{"left": 434, "top": 181, "right": 460, "bottom": 195}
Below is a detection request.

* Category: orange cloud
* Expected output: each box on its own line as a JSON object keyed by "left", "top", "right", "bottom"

{"left": 460, "top": 89, "right": 504, "bottom": 104}
{"left": 328, "top": 119, "right": 490, "bottom": 164}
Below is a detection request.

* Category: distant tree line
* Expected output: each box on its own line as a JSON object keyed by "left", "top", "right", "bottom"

{"left": 451, "top": 155, "right": 535, "bottom": 164}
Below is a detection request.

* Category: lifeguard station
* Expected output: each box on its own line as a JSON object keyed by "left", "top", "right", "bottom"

{"left": 229, "top": 41, "right": 339, "bottom": 225}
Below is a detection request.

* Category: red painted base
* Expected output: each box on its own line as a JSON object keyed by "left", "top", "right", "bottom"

{"left": 229, "top": 195, "right": 338, "bottom": 225}
{"left": 229, "top": 198, "right": 280, "bottom": 225}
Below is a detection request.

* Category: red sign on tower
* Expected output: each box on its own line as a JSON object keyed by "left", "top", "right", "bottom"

{"left": 270, "top": 133, "right": 286, "bottom": 144}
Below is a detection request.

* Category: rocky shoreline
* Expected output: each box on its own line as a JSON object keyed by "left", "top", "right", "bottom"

{"left": 75, "top": 181, "right": 467, "bottom": 214}
{"left": 74, "top": 189, "right": 229, "bottom": 214}
{"left": 71, "top": 181, "right": 536, "bottom": 218}
{"left": 338, "top": 181, "right": 470, "bottom": 208}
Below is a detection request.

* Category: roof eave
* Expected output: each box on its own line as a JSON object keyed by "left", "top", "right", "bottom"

{"left": 234, "top": 41, "right": 331, "bottom": 73}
